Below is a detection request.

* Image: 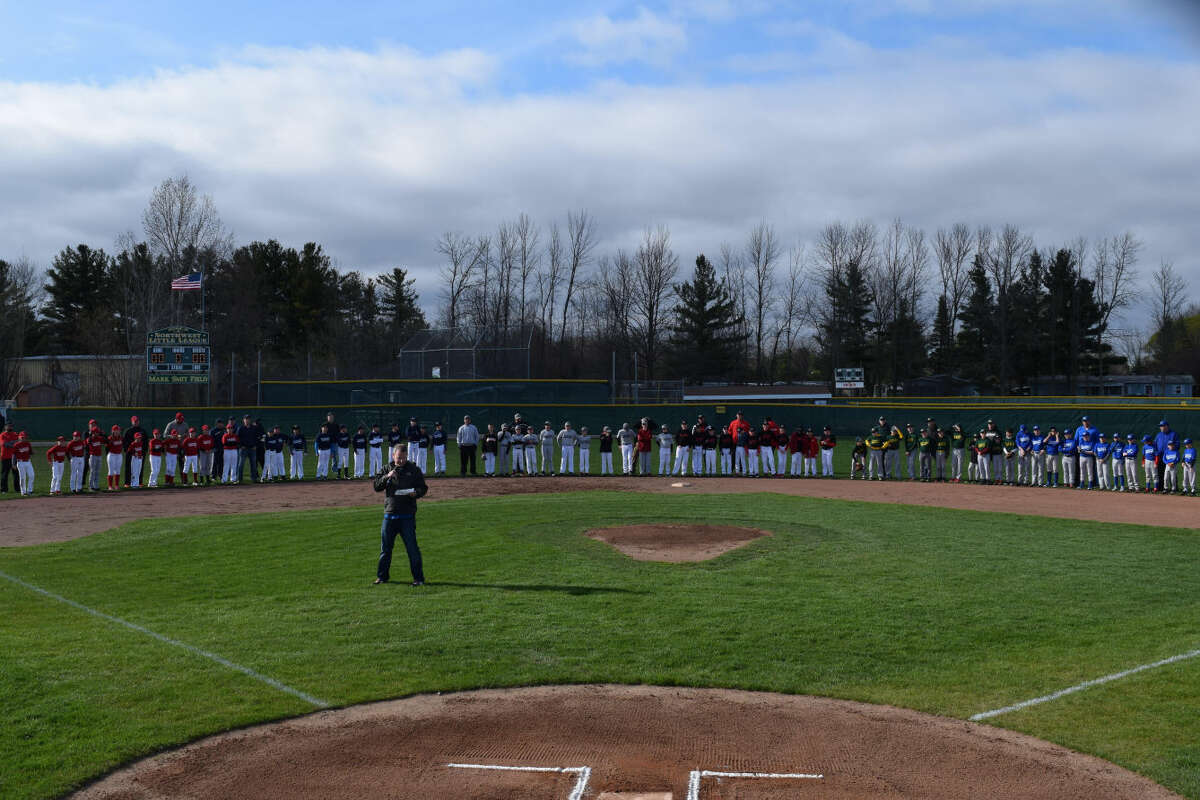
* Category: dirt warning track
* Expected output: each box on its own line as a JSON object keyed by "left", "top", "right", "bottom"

{"left": 71, "top": 685, "right": 1179, "bottom": 800}
{"left": 3, "top": 474, "right": 1197, "bottom": 547}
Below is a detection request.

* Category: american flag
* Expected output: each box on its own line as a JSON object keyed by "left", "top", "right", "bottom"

{"left": 171, "top": 272, "right": 203, "bottom": 291}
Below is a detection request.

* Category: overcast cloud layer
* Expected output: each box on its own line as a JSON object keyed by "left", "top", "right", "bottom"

{"left": 2, "top": 1, "right": 1198, "bottom": 318}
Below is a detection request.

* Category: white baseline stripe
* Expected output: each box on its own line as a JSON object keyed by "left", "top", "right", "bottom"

{"left": 0, "top": 569, "right": 329, "bottom": 708}
{"left": 448, "top": 764, "right": 591, "bottom": 800}
{"left": 687, "top": 768, "right": 822, "bottom": 800}
{"left": 971, "top": 647, "right": 1200, "bottom": 721}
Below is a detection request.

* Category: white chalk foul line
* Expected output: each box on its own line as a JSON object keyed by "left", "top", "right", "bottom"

{"left": 686, "top": 769, "right": 823, "bottom": 800}
{"left": 0, "top": 569, "right": 329, "bottom": 709}
{"left": 448, "top": 763, "right": 591, "bottom": 800}
{"left": 970, "top": 647, "right": 1200, "bottom": 721}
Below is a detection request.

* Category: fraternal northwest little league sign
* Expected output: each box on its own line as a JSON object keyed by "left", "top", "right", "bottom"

{"left": 146, "top": 326, "right": 210, "bottom": 384}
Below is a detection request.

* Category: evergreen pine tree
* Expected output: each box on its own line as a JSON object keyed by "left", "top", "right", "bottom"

{"left": 955, "top": 255, "right": 995, "bottom": 388}
{"left": 42, "top": 244, "right": 114, "bottom": 353}
{"left": 929, "top": 294, "right": 954, "bottom": 374}
{"left": 667, "top": 255, "right": 746, "bottom": 380}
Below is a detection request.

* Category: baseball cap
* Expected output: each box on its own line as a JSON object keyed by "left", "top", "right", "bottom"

{"left": 72, "top": 430, "right": 81, "bottom": 437}
{"left": 19, "top": 430, "right": 28, "bottom": 437}
{"left": 1143, "top": 435, "right": 1152, "bottom": 442}
{"left": 134, "top": 432, "right": 143, "bottom": 439}
{"left": 201, "top": 424, "right": 210, "bottom": 431}
{"left": 56, "top": 435, "right": 64, "bottom": 441}
{"left": 1184, "top": 438, "right": 1193, "bottom": 444}
{"left": 1159, "top": 419, "right": 1169, "bottom": 426}
{"left": 153, "top": 428, "right": 161, "bottom": 435}
{"left": 176, "top": 412, "right": 185, "bottom": 420}
{"left": 188, "top": 427, "right": 196, "bottom": 433}
{"left": 1081, "top": 415, "right": 1089, "bottom": 421}
{"left": 111, "top": 424, "right": 120, "bottom": 431}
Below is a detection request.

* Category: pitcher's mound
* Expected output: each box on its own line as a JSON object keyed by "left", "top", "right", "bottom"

{"left": 73, "top": 685, "right": 1177, "bottom": 800}
{"left": 585, "top": 523, "right": 770, "bottom": 562}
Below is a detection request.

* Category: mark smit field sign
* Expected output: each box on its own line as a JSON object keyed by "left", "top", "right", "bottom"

{"left": 146, "top": 326, "right": 210, "bottom": 384}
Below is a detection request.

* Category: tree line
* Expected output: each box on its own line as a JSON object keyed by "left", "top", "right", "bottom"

{"left": 2, "top": 176, "right": 1196, "bottom": 403}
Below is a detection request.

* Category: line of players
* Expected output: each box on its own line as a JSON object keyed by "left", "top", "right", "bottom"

{"left": 845, "top": 416, "right": 1196, "bottom": 495}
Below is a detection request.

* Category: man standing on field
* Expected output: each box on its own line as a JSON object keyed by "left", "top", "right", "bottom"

{"left": 373, "top": 444, "right": 429, "bottom": 586}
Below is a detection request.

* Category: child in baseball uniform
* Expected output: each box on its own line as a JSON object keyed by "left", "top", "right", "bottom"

{"left": 314, "top": 423, "right": 334, "bottom": 479}
{"left": 557, "top": 422, "right": 579, "bottom": 475}
{"left": 788, "top": 427, "right": 804, "bottom": 476}
{"left": 1002, "top": 428, "right": 1018, "bottom": 485}
{"left": 703, "top": 428, "right": 718, "bottom": 475}
{"left": 524, "top": 426, "right": 540, "bottom": 476}
{"left": 106, "top": 425, "right": 124, "bottom": 491}
{"left": 431, "top": 422, "right": 448, "bottom": 476}
{"left": 934, "top": 428, "right": 950, "bottom": 481}
{"left": 1108, "top": 433, "right": 1124, "bottom": 491}
{"left": 598, "top": 426, "right": 614, "bottom": 476}
{"left": 353, "top": 426, "right": 369, "bottom": 478}
{"left": 538, "top": 422, "right": 556, "bottom": 476}
{"left": 850, "top": 436, "right": 867, "bottom": 479}
{"left": 417, "top": 426, "right": 432, "bottom": 474}
{"left": 163, "top": 430, "right": 180, "bottom": 486}
{"left": 1182, "top": 438, "right": 1196, "bottom": 496}
{"left": 12, "top": 432, "right": 34, "bottom": 495}
{"left": 1060, "top": 432, "right": 1077, "bottom": 488}
{"left": 1015, "top": 425, "right": 1032, "bottom": 485}
{"left": 290, "top": 425, "right": 307, "bottom": 479}
{"left": 46, "top": 435, "right": 67, "bottom": 494}
{"left": 691, "top": 419, "right": 707, "bottom": 476}
{"left": 1043, "top": 428, "right": 1060, "bottom": 487}
{"left": 198, "top": 425, "right": 215, "bottom": 485}
{"left": 336, "top": 425, "right": 352, "bottom": 479}
{"left": 758, "top": 424, "right": 776, "bottom": 476}
{"left": 671, "top": 421, "right": 690, "bottom": 476}
{"left": 917, "top": 428, "right": 933, "bottom": 482}
{"left": 67, "top": 430, "right": 87, "bottom": 494}
{"left": 1029, "top": 425, "right": 1045, "bottom": 486}
{"left": 746, "top": 427, "right": 760, "bottom": 476}
{"left": 949, "top": 424, "right": 966, "bottom": 482}
{"left": 1094, "top": 433, "right": 1112, "bottom": 490}
{"left": 482, "top": 424, "right": 499, "bottom": 476}
{"left": 1141, "top": 435, "right": 1157, "bottom": 493}
{"left": 221, "top": 425, "right": 240, "bottom": 483}
{"left": 657, "top": 425, "right": 674, "bottom": 475}
{"left": 182, "top": 428, "right": 200, "bottom": 485}
{"left": 867, "top": 428, "right": 885, "bottom": 481}
{"left": 1122, "top": 434, "right": 1139, "bottom": 492}
{"left": 510, "top": 422, "right": 526, "bottom": 475}
{"left": 1077, "top": 431, "right": 1096, "bottom": 490}
{"left": 819, "top": 426, "right": 836, "bottom": 477}
{"left": 735, "top": 426, "right": 750, "bottom": 475}
{"left": 578, "top": 427, "right": 592, "bottom": 475}
{"left": 368, "top": 424, "right": 384, "bottom": 476}
{"left": 719, "top": 427, "right": 733, "bottom": 475}
{"left": 776, "top": 425, "right": 790, "bottom": 477}
{"left": 147, "top": 429, "right": 164, "bottom": 487}
{"left": 128, "top": 433, "right": 146, "bottom": 489}
{"left": 1163, "top": 439, "right": 1181, "bottom": 493}
{"left": 973, "top": 431, "right": 991, "bottom": 484}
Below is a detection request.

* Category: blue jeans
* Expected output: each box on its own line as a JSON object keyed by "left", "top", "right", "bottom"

{"left": 238, "top": 446, "right": 259, "bottom": 482}
{"left": 378, "top": 514, "right": 423, "bottom": 583}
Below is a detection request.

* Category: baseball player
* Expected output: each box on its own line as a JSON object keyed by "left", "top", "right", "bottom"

{"left": 537, "top": 421, "right": 554, "bottom": 475}
{"left": 496, "top": 423, "right": 511, "bottom": 476}
{"left": 0, "top": 422, "right": 17, "bottom": 493}
{"left": 368, "top": 424, "right": 384, "bottom": 476}
{"left": 671, "top": 421, "right": 691, "bottom": 476}
{"left": 335, "top": 425, "right": 352, "bottom": 479}
{"left": 1043, "top": 427, "right": 1060, "bottom": 487}
{"left": 850, "top": 436, "right": 867, "bottom": 479}
{"left": 128, "top": 433, "right": 146, "bottom": 489}
{"left": 406, "top": 417, "right": 421, "bottom": 462}
{"left": 163, "top": 412, "right": 188, "bottom": 478}
{"left": 1078, "top": 431, "right": 1097, "bottom": 489}
{"left": 690, "top": 416, "right": 708, "bottom": 475}
{"left": 387, "top": 422, "right": 403, "bottom": 451}
{"left": 1002, "top": 428, "right": 1017, "bottom": 485}
{"left": 510, "top": 422, "right": 526, "bottom": 475}
{"left": 197, "top": 425, "right": 215, "bottom": 485}
{"left": 1122, "top": 434, "right": 1140, "bottom": 492}
{"left": 67, "top": 430, "right": 86, "bottom": 494}
{"left": 617, "top": 422, "right": 636, "bottom": 475}
{"left": 657, "top": 425, "right": 674, "bottom": 475}
{"left": 314, "top": 423, "right": 334, "bottom": 480}
{"left": 86, "top": 424, "right": 105, "bottom": 491}
{"left": 12, "top": 431, "right": 34, "bottom": 495}
{"left": 1182, "top": 438, "right": 1196, "bottom": 496}
{"left": 352, "top": 426, "right": 368, "bottom": 479}
{"left": 163, "top": 430, "right": 181, "bottom": 486}
{"left": 431, "top": 422, "right": 448, "bottom": 476}
{"left": 220, "top": 424, "right": 239, "bottom": 483}
{"left": 1163, "top": 439, "right": 1181, "bottom": 493}
{"left": 903, "top": 423, "right": 919, "bottom": 480}
{"left": 269, "top": 426, "right": 287, "bottom": 481}
{"left": 636, "top": 420, "right": 653, "bottom": 475}
{"left": 147, "top": 429, "right": 164, "bottom": 487}
{"left": 775, "top": 425, "right": 789, "bottom": 477}
{"left": 1015, "top": 425, "right": 1032, "bottom": 485}
{"left": 290, "top": 425, "right": 307, "bottom": 479}
{"left": 934, "top": 428, "right": 949, "bottom": 481}
{"left": 557, "top": 421, "right": 578, "bottom": 475}
{"left": 734, "top": 424, "right": 750, "bottom": 475}
{"left": 577, "top": 426, "right": 592, "bottom": 475}
{"left": 819, "top": 426, "right": 836, "bottom": 477}
{"left": 103, "top": 425, "right": 123, "bottom": 491}
{"left": 1029, "top": 425, "right": 1045, "bottom": 486}
{"left": 122, "top": 415, "right": 148, "bottom": 488}
{"left": 1094, "top": 432, "right": 1112, "bottom": 490}
{"left": 973, "top": 430, "right": 991, "bottom": 484}
{"left": 523, "top": 425, "right": 539, "bottom": 476}
{"left": 482, "top": 424, "right": 499, "bottom": 476}
{"left": 866, "top": 427, "right": 885, "bottom": 480}
{"left": 702, "top": 427, "right": 718, "bottom": 475}
{"left": 1060, "top": 431, "right": 1077, "bottom": 488}
{"left": 182, "top": 427, "right": 200, "bottom": 485}
{"left": 949, "top": 424, "right": 966, "bottom": 482}
{"left": 718, "top": 427, "right": 733, "bottom": 475}
{"left": 46, "top": 435, "right": 67, "bottom": 495}
{"left": 1141, "top": 435, "right": 1157, "bottom": 492}
{"left": 598, "top": 426, "right": 614, "bottom": 476}
{"left": 787, "top": 427, "right": 804, "bottom": 476}
{"left": 758, "top": 423, "right": 776, "bottom": 476}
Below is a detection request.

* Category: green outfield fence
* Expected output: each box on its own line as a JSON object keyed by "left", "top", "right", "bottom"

{"left": 7, "top": 401, "right": 1197, "bottom": 442}
{"left": 260, "top": 379, "right": 611, "bottom": 406}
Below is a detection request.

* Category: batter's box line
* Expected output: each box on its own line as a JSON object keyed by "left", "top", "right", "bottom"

{"left": 687, "top": 769, "right": 824, "bottom": 800}
{"left": 447, "top": 763, "right": 592, "bottom": 800}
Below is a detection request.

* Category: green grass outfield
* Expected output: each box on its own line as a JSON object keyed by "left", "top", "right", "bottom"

{"left": 2, "top": 492, "right": 1199, "bottom": 799}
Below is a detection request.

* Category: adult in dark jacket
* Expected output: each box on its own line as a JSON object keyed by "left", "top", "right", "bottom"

{"left": 237, "top": 414, "right": 260, "bottom": 483}
{"left": 254, "top": 418, "right": 267, "bottom": 472}
{"left": 373, "top": 444, "right": 429, "bottom": 586}
{"left": 1153, "top": 419, "right": 1180, "bottom": 492}
{"left": 122, "top": 415, "right": 148, "bottom": 487}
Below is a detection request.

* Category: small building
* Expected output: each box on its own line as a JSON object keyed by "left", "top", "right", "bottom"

{"left": 1031, "top": 374, "right": 1195, "bottom": 398}
{"left": 14, "top": 382, "right": 65, "bottom": 407}
{"left": 3, "top": 355, "right": 147, "bottom": 405}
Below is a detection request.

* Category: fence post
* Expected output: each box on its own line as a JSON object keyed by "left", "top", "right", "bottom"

{"left": 257, "top": 350, "right": 262, "bottom": 406}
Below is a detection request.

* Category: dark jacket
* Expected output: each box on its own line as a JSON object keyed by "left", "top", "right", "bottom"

{"left": 237, "top": 423, "right": 259, "bottom": 448}
{"left": 373, "top": 461, "right": 428, "bottom": 515}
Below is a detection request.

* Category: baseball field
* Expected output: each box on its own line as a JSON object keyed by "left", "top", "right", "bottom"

{"left": 2, "top": 466, "right": 1198, "bottom": 798}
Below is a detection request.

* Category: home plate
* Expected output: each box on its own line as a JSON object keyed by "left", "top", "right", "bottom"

{"left": 670, "top": 482, "right": 693, "bottom": 488}
{"left": 598, "top": 793, "right": 672, "bottom": 800}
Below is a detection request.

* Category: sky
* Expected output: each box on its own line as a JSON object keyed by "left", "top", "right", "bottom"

{"left": 2, "top": 0, "right": 1198, "bottom": 325}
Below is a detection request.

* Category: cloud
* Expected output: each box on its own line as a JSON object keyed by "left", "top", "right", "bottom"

{"left": 0, "top": 40, "right": 1198, "bottom": 315}
{"left": 564, "top": 7, "right": 688, "bottom": 67}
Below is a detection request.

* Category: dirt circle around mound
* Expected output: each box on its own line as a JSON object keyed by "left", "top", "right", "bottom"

{"left": 586, "top": 522, "right": 771, "bottom": 562}
{"left": 72, "top": 684, "right": 1178, "bottom": 800}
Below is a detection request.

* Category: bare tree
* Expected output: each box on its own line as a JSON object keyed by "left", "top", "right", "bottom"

{"left": 631, "top": 226, "right": 680, "bottom": 379}
{"left": 495, "top": 221, "right": 517, "bottom": 329}
{"left": 436, "top": 231, "right": 482, "bottom": 329}
{"left": 597, "top": 250, "right": 636, "bottom": 356}
{"left": 0, "top": 256, "right": 43, "bottom": 398}
{"left": 745, "top": 221, "right": 781, "bottom": 379}
{"left": 778, "top": 244, "right": 814, "bottom": 381}
{"left": 934, "top": 223, "right": 972, "bottom": 342}
{"left": 1091, "top": 232, "right": 1142, "bottom": 376}
{"left": 514, "top": 213, "right": 541, "bottom": 329}
{"left": 718, "top": 242, "right": 750, "bottom": 366}
{"left": 538, "top": 223, "right": 564, "bottom": 338}
{"left": 985, "top": 224, "right": 1032, "bottom": 394}
{"left": 559, "top": 210, "right": 597, "bottom": 343}
{"left": 1150, "top": 260, "right": 1188, "bottom": 391}
{"left": 141, "top": 175, "right": 231, "bottom": 271}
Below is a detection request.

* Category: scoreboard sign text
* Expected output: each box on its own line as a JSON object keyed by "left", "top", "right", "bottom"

{"left": 147, "top": 327, "right": 210, "bottom": 384}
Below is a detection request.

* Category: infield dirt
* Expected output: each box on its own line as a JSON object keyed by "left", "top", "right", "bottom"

{"left": 3, "top": 474, "right": 1196, "bottom": 548}
{"left": 71, "top": 684, "right": 1180, "bottom": 800}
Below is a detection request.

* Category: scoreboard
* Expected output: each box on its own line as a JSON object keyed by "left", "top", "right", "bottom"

{"left": 147, "top": 327, "right": 210, "bottom": 384}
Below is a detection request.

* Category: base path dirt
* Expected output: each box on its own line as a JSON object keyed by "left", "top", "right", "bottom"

{"left": 586, "top": 523, "right": 770, "bottom": 562}
{"left": 71, "top": 684, "right": 1179, "bottom": 800}
{"left": 3, "top": 475, "right": 1197, "bottom": 547}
